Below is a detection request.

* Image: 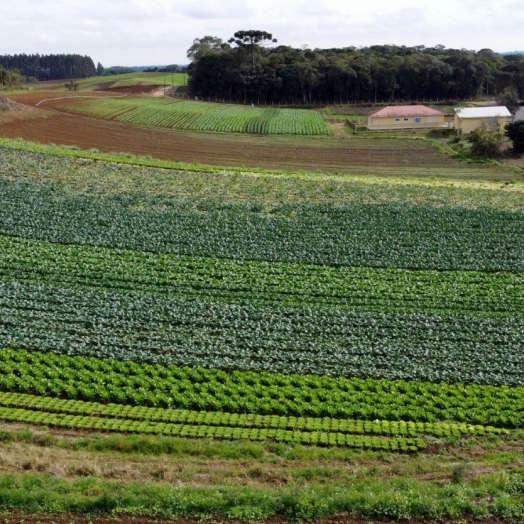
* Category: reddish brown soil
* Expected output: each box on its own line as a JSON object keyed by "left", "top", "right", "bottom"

{"left": 0, "top": 92, "right": 498, "bottom": 176}
{"left": 505, "top": 151, "right": 524, "bottom": 169}
{"left": 98, "top": 85, "right": 164, "bottom": 95}
{"left": 0, "top": 513, "right": 519, "bottom": 524}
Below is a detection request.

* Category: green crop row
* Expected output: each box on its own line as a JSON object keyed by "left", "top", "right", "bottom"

{"left": 1, "top": 176, "right": 523, "bottom": 272}
{"left": 1, "top": 349, "right": 523, "bottom": 427}
{"left": 2, "top": 233, "right": 522, "bottom": 385}
{"left": 2, "top": 139, "right": 517, "bottom": 191}
{"left": 0, "top": 392, "right": 505, "bottom": 438}
{"left": 55, "top": 98, "right": 330, "bottom": 136}
{"left": 0, "top": 406, "right": 425, "bottom": 451}
{"left": 2, "top": 235, "right": 522, "bottom": 318}
{"left": 2, "top": 281, "right": 522, "bottom": 385}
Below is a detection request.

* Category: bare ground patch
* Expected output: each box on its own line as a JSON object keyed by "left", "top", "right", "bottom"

{"left": 0, "top": 513, "right": 521, "bottom": 524}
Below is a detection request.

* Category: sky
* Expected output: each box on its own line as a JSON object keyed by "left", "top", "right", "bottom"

{"left": 1, "top": 0, "right": 523, "bottom": 67}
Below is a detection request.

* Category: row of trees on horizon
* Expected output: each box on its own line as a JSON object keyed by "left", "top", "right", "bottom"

{"left": 187, "top": 32, "right": 524, "bottom": 104}
{"left": 1, "top": 36, "right": 523, "bottom": 105}
{"left": 0, "top": 54, "right": 96, "bottom": 81}
{"left": 0, "top": 55, "right": 189, "bottom": 83}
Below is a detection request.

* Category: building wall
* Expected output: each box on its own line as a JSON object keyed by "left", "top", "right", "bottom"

{"left": 515, "top": 109, "right": 524, "bottom": 121}
{"left": 367, "top": 114, "right": 445, "bottom": 130}
{"left": 456, "top": 116, "right": 510, "bottom": 134}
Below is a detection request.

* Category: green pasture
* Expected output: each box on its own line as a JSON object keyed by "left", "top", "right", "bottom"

{"left": 77, "top": 72, "right": 187, "bottom": 91}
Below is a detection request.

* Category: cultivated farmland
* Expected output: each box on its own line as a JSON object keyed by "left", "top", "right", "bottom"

{"left": 76, "top": 71, "right": 187, "bottom": 91}
{"left": 42, "top": 96, "right": 330, "bottom": 135}
{"left": 2, "top": 94, "right": 522, "bottom": 180}
{"left": 0, "top": 134, "right": 523, "bottom": 520}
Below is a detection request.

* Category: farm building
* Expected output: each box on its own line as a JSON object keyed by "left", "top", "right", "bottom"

{"left": 367, "top": 105, "right": 446, "bottom": 131}
{"left": 515, "top": 107, "right": 524, "bottom": 121}
{"left": 454, "top": 106, "right": 512, "bottom": 134}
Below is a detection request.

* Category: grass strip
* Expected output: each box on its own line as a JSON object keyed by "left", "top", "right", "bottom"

{"left": 0, "top": 472, "right": 522, "bottom": 520}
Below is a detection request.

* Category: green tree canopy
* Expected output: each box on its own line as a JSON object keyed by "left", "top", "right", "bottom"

{"left": 187, "top": 36, "right": 229, "bottom": 62}
{"left": 0, "top": 54, "right": 96, "bottom": 81}
{"left": 228, "top": 30, "right": 277, "bottom": 67}
{"left": 187, "top": 37, "right": 524, "bottom": 104}
{"left": 469, "top": 125, "right": 507, "bottom": 158}
{"left": 505, "top": 120, "right": 524, "bottom": 153}
{"left": 0, "top": 65, "right": 21, "bottom": 86}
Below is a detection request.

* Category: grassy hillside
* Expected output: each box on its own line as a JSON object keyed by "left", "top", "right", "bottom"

{"left": 77, "top": 72, "right": 187, "bottom": 90}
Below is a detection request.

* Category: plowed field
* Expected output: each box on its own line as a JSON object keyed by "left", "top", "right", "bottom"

{"left": 0, "top": 92, "right": 511, "bottom": 179}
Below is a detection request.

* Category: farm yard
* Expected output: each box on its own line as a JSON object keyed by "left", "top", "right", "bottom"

{"left": 0, "top": 93, "right": 523, "bottom": 521}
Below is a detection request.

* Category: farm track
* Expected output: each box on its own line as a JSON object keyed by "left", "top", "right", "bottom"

{"left": 0, "top": 514, "right": 519, "bottom": 524}
{"left": 1, "top": 92, "right": 505, "bottom": 177}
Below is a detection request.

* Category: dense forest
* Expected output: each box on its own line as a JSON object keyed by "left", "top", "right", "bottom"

{"left": 188, "top": 32, "right": 524, "bottom": 104}
{"left": 0, "top": 54, "right": 96, "bottom": 81}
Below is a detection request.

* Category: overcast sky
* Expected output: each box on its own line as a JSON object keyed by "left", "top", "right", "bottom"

{"left": 1, "top": 0, "right": 523, "bottom": 66}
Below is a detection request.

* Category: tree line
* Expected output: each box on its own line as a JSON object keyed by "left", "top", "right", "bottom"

{"left": 187, "top": 32, "right": 524, "bottom": 104}
{"left": 0, "top": 65, "right": 21, "bottom": 87}
{"left": 0, "top": 54, "right": 96, "bottom": 81}
{"left": 144, "top": 65, "right": 188, "bottom": 73}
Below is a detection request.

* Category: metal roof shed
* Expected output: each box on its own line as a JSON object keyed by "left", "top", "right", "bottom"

{"left": 454, "top": 106, "right": 511, "bottom": 133}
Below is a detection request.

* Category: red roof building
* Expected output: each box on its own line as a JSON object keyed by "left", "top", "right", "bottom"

{"left": 370, "top": 105, "right": 445, "bottom": 118}
{"left": 367, "top": 105, "right": 446, "bottom": 131}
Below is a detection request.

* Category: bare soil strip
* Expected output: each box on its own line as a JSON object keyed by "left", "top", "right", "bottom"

{"left": 0, "top": 92, "right": 509, "bottom": 178}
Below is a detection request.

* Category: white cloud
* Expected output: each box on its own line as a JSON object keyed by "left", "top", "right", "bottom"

{"left": 0, "top": 0, "right": 523, "bottom": 65}
{"left": 176, "top": 0, "right": 253, "bottom": 20}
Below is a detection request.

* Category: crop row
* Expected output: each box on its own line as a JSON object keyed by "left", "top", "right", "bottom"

{"left": 2, "top": 235, "right": 522, "bottom": 318}
{"left": 57, "top": 98, "right": 330, "bottom": 136}
{"left": 0, "top": 392, "right": 504, "bottom": 438}
{"left": 1, "top": 177, "right": 523, "bottom": 272}
{"left": 119, "top": 106, "right": 330, "bottom": 135}
{"left": 2, "top": 281, "right": 523, "bottom": 385}
{"left": 1, "top": 350, "right": 523, "bottom": 427}
{"left": 0, "top": 406, "right": 424, "bottom": 451}
{"left": 2, "top": 142, "right": 518, "bottom": 210}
